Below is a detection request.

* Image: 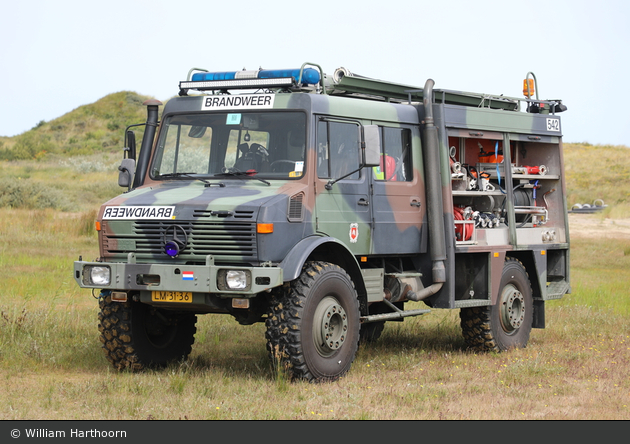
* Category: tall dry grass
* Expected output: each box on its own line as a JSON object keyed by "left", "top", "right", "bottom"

{"left": 0, "top": 208, "right": 628, "bottom": 420}
{"left": 564, "top": 142, "right": 630, "bottom": 217}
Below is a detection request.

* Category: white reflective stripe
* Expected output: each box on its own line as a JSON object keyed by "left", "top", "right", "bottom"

{"left": 234, "top": 70, "right": 259, "bottom": 79}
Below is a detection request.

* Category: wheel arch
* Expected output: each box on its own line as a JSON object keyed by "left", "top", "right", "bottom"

{"left": 280, "top": 236, "right": 367, "bottom": 312}
{"left": 505, "top": 251, "right": 544, "bottom": 300}
{"left": 505, "top": 251, "right": 546, "bottom": 329}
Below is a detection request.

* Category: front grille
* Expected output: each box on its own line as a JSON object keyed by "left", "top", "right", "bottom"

{"left": 192, "top": 209, "right": 255, "bottom": 219}
{"left": 102, "top": 220, "right": 257, "bottom": 261}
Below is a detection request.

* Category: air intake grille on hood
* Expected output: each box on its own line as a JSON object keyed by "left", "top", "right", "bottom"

{"left": 102, "top": 220, "right": 257, "bottom": 261}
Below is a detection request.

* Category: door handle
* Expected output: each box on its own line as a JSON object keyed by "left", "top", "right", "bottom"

{"left": 358, "top": 198, "right": 370, "bottom": 206}
{"left": 410, "top": 200, "right": 422, "bottom": 207}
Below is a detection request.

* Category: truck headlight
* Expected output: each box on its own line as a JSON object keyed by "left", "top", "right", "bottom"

{"left": 84, "top": 266, "right": 111, "bottom": 286}
{"left": 226, "top": 270, "right": 247, "bottom": 289}
{"left": 217, "top": 269, "right": 250, "bottom": 291}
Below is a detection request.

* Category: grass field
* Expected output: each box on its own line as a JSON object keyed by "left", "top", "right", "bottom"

{"left": 0, "top": 215, "right": 628, "bottom": 420}
{"left": 0, "top": 145, "right": 629, "bottom": 420}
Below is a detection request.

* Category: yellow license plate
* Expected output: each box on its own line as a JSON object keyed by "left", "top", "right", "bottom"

{"left": 151, "top": 291, "right": 193, "bottom": 303}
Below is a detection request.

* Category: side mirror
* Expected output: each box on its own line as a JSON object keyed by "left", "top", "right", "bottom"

{"left": 362, "top": 125, "right": 381, "bottom": 167}
{"left": 188, "top": 126, "right": 207, "bottom": 138}
{"left": 118, "top": 158, "right": 136, "bottom": 189}
{"left": 125, "top": 130, "right": 137, "bottom": 161}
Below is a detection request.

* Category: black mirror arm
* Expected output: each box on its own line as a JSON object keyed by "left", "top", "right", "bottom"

{"left": 325, "top": 165, "right": 364, "bottom": 190}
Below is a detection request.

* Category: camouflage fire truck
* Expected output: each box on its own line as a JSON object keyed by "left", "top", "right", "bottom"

{"left": 73, "top": 63, "right": 570, "bottom": 382}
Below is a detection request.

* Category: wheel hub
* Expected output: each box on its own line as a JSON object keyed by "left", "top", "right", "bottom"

{"left": 313, "top": 296, "right": 348, "bottom": 355}
{"left": 500, "top": 284, "right": 525, "bottom": 332}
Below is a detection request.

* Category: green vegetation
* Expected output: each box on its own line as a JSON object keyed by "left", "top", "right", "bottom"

{"left": 0, "top": 91, "right": 151, "bottom": 161}
{"left": 567, "top": 235, "right": 630, "bottom": 317}
{"left": 564, "top": 142, "right": 630, "bottom": 218}
{"left": 0, "top": 154, "right": 122, "bottom": 211}
{"left": 0, "top": 209, "right": 628, "bottom": 419}
{"left": 0, "top": 91, "right": 155, "bottom": 211}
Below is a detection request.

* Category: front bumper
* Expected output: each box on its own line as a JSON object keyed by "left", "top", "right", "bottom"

{"left": 73, "top": 254, "right": 283, "bottom": 296}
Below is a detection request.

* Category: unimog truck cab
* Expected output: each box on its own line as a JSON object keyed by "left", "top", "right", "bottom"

{"left": 74, "top": 64, "right": 570, "bottom": 381}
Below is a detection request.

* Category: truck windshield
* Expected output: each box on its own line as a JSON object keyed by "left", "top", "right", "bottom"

{"left": 150, "top": 111, "right": 306, "bottom": 181}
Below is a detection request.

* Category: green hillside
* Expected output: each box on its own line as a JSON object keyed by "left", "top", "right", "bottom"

{"left": 0, "top": 91, "right": 156, "bottom": 211}
{"left": 0, "top": 91, "right": 153, "bottom": 160}
{"left": 564, "top": 142, "right": 630, "bottom": 217}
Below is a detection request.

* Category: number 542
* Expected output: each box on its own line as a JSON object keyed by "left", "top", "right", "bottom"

{"left": 546, "top": 118, "right": 560, "bottom": 132}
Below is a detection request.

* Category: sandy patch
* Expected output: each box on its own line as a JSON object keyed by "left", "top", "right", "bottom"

{"left": 568, "top": 213, "right": 630, "bottom": 239}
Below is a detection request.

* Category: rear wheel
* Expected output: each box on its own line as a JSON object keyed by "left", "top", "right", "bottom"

{"left": 98, "top": 292, "right": 197, "bottom": 371}
{"left": 460, "top": 258, "right": 533, "bottom": 351}
{"left": 265, "top": 261, "right": 360, "bottom": 382}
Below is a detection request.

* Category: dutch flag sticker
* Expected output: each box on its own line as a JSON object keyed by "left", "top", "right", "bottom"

{"left": 182, "top": 271, "right": 194, "bottom": 281}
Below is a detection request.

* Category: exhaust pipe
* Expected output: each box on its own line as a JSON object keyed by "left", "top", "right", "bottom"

{"left": 418, "top": 78, "right": 446, "bottom": 297}
{"left": 132, "top": 99, "right": 162, "bottom": 189}
{"left": 381, "top": 79, "right": 446, "bottom": 304}
{"left": 384, "top": 275, "right": 441, "bottom": 303}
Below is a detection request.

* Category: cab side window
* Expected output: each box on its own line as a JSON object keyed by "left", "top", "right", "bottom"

{"left": 317, "top": 120, "right": 361, "bottom": 180}
{"left": 374, "top": 127, "right": 412, "bottom": 182}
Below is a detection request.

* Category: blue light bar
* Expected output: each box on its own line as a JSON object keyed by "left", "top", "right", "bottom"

{"left": 259, "top": 68, "right": 320, "bottom": 85}
{"left": 191, "top": 68, "right": 320, "bottom": 85}
{"left": 193, "top": 71, "right": 238, "bottom": 81}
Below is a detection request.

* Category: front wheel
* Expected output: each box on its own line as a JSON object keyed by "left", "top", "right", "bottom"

{"left": 265, "top": 261, "right": 360, "bottom": 382}
{"left": 98, "top": 293, "right": 197, "bottom": 371}
{"left": 460, "top": 258, "right": 533, "bottom": 352}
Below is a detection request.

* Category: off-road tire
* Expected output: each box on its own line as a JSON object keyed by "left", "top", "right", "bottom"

{"left": 98, "top": 293, "right": 197, "bottom": 371}
{"left": 359, "top": 321, "right": 385, "bottom": 343}
{"left": 460, "top": 258, "right": 533, "bottom": 352}
{"left": 265, "top": 261, "right": 360, "bottom": 382}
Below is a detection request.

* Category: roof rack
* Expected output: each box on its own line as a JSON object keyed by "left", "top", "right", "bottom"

{"left": 325, "top": 68, "right": 519, "bottom": 111}
{"left": 177, "top": 63, "right": 566, "bottom": 114}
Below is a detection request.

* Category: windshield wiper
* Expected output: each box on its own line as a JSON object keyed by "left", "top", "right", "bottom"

{"left": 215, "top": 171, "right": 270, "bottom": 186}
{"left": 159, "top": 172, "right": 206, "bottom": 182}
{"left": 158, "top": 172, "right": 227, "bottom": 188}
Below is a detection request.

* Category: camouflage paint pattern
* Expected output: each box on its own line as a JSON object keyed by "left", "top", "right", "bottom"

{"left": 74, "top": 71, "right": 570, "bottom": 323}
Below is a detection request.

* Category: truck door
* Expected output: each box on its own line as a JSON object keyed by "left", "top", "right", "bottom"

{"left": 314, "top": 119, "right": 372, "bottom": 254}
{"left": 370, "top": 126, "right": 425, "bottom": 255}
